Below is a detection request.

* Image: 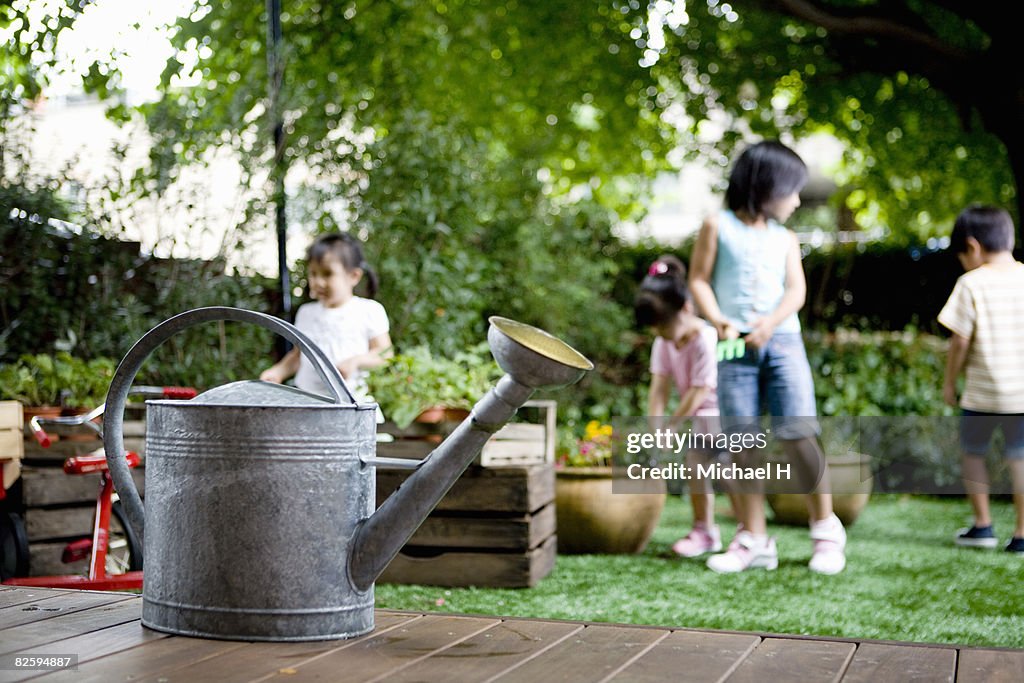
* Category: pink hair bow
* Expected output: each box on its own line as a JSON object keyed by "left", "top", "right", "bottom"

{"left": 648, "top": 262, "right": 669, "bottom": 276}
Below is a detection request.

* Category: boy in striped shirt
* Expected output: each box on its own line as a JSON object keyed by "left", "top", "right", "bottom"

{"left": 938, "top": 205, "right": 1024, "bottom": 554}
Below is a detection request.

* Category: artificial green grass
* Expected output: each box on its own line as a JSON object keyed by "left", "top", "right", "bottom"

{"left": 375, "top": 494, "right": 1024, "bottom": 648}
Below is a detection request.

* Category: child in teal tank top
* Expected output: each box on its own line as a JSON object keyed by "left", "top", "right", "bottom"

{"left": 689, "top": 141, "right": 847, "bottom": 575}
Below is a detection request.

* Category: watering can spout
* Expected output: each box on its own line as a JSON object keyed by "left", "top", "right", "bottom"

{"left": 348, "top": 317, "right": 592, "bottom": 591}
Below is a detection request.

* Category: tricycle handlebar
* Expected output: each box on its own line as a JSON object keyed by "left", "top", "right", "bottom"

{"left": 29, "top": 386, "right": 196, "bottom": 447}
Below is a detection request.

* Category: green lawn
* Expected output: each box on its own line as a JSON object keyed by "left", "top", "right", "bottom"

{"left": 375, "top": 494, "right": 1024, "bottom": 648}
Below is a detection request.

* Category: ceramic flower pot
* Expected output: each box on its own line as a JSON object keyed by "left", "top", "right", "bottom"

{"left": 414, "top": 406, "right": 472, "bottom": 424}
{"left": 766, "top": 453, "right": 873, "bottom": 526}
{"left": 555, "top": 467, "right": 666, "bottom": 554}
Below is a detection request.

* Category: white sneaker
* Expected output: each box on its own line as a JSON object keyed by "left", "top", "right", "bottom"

{"left": 809, "top": 514, "right": 847, "bottom": 575}
{"left": 706, "top": 531, "right": 778, "bottom": 573}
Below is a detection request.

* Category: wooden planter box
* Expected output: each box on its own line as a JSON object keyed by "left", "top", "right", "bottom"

{"left": 376, "top": 464, "right": 556, "bottom": 588}
{"left": 377, "top": 400, "right": 555, "bottom": 467}
{"left": 1, "top": 401, "right": 24, "bottom": 494}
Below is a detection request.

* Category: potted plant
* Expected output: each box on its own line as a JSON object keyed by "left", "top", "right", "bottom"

{"left": 0, "top": 354, "right": 68, "bottom": 421}
{"left": 366, "top": 343, "right": 500, "bottom": 429}
{"left": 0, "top": 353, "right": 116, "bottom": 427}
{"left": 63, "top": 356, "right": 116, "bottom": 414}
{"left": 554, "top": 421, "right": 666, "bottom": 554}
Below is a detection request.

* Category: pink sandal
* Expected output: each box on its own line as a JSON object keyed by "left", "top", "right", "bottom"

{"left": 671, "top": 524, "right": 722, "bottom": 558}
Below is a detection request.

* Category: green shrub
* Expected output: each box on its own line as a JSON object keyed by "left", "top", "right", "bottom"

{"left": 805, "top": 328, "right": 952, "bottom": 417}
{"left": 0, "top": 353, "right": 114, "bottom": 407}
{"left": 366, "top": 343, "right": 500, "bottom": 428}
{"left": 805, "top": 329, "right": 960, "bottom": 491}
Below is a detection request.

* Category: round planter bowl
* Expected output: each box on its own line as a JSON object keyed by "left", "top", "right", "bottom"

{"left": 767, "top": 453, "right": 873, "bottom": 527}
{"left": 414, "top": 406, "right": 471, "bottom": 424}
{"left": 22, "top": 405, "right": 63, "bottom": 422}
{"left": 22, "top": 406, "right": 63, "bottom": 441}
{"left": 555, "top": 467, "right": 667, "bottom": 554}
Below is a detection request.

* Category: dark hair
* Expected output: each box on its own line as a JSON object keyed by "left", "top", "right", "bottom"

{"left": 307, "top": 232, "right": 379, "bottom": 298}
{"left": 725, "top": 140, "right": 808, "bottom": 218}
{"left": 634, "top": 255, "right": 689, "bottom": 328}
{"left": 950, "top": 205, "right": 1015, "bottom": 255}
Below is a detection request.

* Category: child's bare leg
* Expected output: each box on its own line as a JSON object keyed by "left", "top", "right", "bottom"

{"left": 778, "top": 436, "right": 846, "bottom": 573}
{"left": 1008, "top": 457, "right": 1024, "bottom": 537}
{"left": 732, "top": 447, "right": 767, "bottom": 534}
{"left": 739, "top": 493, "right": 767, "bottom": 535}
{"left": 729, "top": 489, "right": 747, "bottom": 526}
{"left": 705, "top": 449, "right": 779, "bottom": 573}
{"left": 686, "top": 449, "right": 715, "bottom": 525}
{"left": 689, "top": 488, "right": 714, "bottom": 525}
{"left": 961, "top": 452, "right": 992, "bottom": 526}
{"left": 725, "top": 491, "right": 741, "bottom": 521}
{"left": 672, "top": 449, "right": 723, "bottom": 558}
{"left": 781, "top": 436, "right": 834, "bottom": 523}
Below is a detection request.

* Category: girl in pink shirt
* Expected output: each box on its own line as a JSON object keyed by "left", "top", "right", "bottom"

{"left": 635, "top": 255, "right": 733, "bottom": 557}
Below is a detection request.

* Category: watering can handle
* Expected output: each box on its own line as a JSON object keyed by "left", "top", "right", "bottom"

{"left": 103, "top": 306, "right": 357, "bottom": 542}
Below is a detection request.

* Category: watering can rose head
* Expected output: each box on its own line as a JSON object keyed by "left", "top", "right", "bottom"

{"left": 559, "top": 420, "right": 614, "bottom": 468}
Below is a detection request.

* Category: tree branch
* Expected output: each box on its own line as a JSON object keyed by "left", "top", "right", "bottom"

{"left": 756, "top": 0, "right": 973, "bottom": 63}
{"left": 923, "top": 0, "right": 1008, "bottom": 42}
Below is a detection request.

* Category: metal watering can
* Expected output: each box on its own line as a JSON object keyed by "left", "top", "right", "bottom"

{"left": 103, "top": 306, "right": 591, "bottom": 641}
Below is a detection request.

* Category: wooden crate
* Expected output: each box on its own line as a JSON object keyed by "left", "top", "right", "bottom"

{"left": 377, "top": 400, "right": 556, "bottom": 468}
{"left": 381, "top": 536, "right": 556, "bottom": 589}
{"left": 1, "top": 401, "right": 24, "bottom": 492}
{"left": 478, "top": 400, "right": 555, "bottom": 467}
{"left": 376, "top": 464, "right": 556, "bottom": 588}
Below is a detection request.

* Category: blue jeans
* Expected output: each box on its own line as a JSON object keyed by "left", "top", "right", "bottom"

{"left": 961, "top": 409, "right": 1024, "bottom": 459}
{"left": 717, "top": 332, "right": 819, "bottom": 440}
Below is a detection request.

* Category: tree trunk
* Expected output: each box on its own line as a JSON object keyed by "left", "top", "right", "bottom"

{"left": 1005, "top": 137, "right": 1024, "bottom": 249}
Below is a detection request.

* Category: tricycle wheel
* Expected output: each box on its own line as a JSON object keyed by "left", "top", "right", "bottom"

{"left": 108, "top": 500, "right": 143, "bottom": 574}
{"left": 0, "top": 511, "right": 30, "bottom": 580}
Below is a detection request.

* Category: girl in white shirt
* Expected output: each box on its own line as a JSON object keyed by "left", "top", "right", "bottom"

{"left": 261, "top": 233, "right": 391, "bottom": 402}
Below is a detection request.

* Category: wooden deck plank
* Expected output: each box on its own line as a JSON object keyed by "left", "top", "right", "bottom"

{"left": 28, "top": 611, "right": 418, "bottom": 683}
{"left": 726, "top": 637, "right": 856, "bottom": 683}
{"left": 0, "top": 589, "right": 71, "bottom": 610}
{"left": 125, "top": 640, "right": 343, "bottom": 683}
{"left": 0, "top": 598, "right": 140, "bottom": 657}
{"left": 254, "top": 614, "right": 501, "bottom": 682}
{"left": 957, "top": 648, "right": 1024, "bottom": 683}
{"left": 1, "top": 619, "right": 166, "bottom": 677}
{"left": 125, "top": 612, "right": 421, "bottom": 683}
{"left": 608, "top": 630, "right": 761, "bottom": 682}
{"left": 30, "top": 636, "right": 243, "bottom": 683}
{"left": 383, "top": 618, "right": 583, "bottom": 683}
{"left": 0, "top": 591, "right": 130, "bottom": 631}
{"left": 486, "top": 623, "right": 669, "bottom": 683}
{"left": 840, "top": 642, "right": 956, "bottom": 683}
{"left": 0, "top": 589, "right": 1022, "bottom": 683}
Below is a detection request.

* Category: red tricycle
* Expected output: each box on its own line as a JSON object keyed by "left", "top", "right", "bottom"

{"left": 1, "top": 386, "right": 195, "bottom": 590}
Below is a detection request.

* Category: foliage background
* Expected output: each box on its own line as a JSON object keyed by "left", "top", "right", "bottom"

{"left": 0, "top": 176, "right": 275, "bottom": 392}
{"left": 2, "top": 1, "right": 1017, "bottom": 434}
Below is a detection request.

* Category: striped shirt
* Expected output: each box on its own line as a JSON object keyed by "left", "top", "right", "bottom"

{"left": 938, "top": 261, "right": 1024, "bottom": 413}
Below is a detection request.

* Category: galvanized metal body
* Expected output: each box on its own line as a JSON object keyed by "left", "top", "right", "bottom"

{"left": 143, "top": 387, "right": 377, "bottom": 641}
{"left": 103, "top": 307, "right": 592, "bottom": 642}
